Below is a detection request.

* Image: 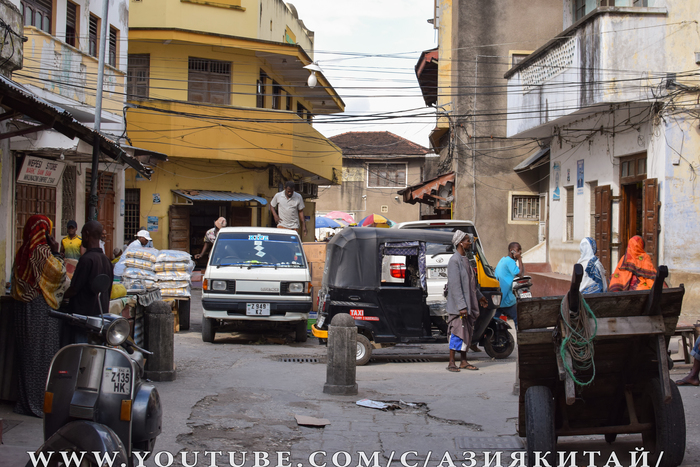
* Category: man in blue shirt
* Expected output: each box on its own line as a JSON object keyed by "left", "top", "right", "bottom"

{"left": 494, "top": 242, "right": 524, "bottom": 328}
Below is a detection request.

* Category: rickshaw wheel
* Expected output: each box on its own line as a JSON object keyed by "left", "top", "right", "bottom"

{"left": 356, "top": 334, "right": 372, "bottom": 366}
{"left": 525, "top": 385, "right": 556, "bottom": 467}
{"left": 641, "top": 377, "right": 685, "bottom": 467}
{"left": 484, "top": 329, "right": 515, "bottom": 359}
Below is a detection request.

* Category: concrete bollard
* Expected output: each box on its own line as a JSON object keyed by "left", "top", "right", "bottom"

{"left": 143, "top": 300, "right": 176, "bottom": 382}
{"left": 323, "top": 313, "right": 358, "bottom": 395}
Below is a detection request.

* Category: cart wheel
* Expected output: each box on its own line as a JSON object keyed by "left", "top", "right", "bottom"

{"left": 525, "top": 386, "right": 556, "bottom": 467}
{"left": 641, "top": 377, "right": 685, "bottom": 467}
{"left": 178, "top": 300, "right": 191, "bottom": 331}
{"left": 604, "top": 433, "right": 617, "bottom": 444}
{"left": 202, "top": 316, "right": 216, "bottom": 343}
{"left": 356, "top": 334, "right": 372, "bottom": 366}
{"left": 484, "top": 329, "right": 515, "bottom": 359}
{"left": 295, "top": 320, "right": 308, "bottom": 342}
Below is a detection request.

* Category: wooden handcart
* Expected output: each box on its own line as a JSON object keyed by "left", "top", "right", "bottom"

{"left": 517, "top": 265, "right": 686, "bottom": 467}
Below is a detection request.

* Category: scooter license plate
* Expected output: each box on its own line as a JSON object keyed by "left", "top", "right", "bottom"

{"left": 102, "top": 367, "right": 131, "bottom": 395}
{"left": 247, "top": 303, "right": 270, "bottom": 316}
{"left": 520, "top": 291, "right": 532, "bottom": 298}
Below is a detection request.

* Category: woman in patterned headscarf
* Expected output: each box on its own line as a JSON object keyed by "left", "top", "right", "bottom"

{"left": 609, "top": 235, "right": 657, "bottom": 292}
{"left": 11, "top": 215, "right": 67, "bottom": 417}
{"left": 577, "top": 237, "right": 607, "bottom": 294}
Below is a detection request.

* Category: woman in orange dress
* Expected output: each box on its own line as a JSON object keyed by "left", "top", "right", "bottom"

{"left": 608, "top": 235, "right": 657, "bottom": 292}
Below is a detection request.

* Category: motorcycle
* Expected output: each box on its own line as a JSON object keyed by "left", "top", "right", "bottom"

{"left": 28, "top": 274, "right": 162, "bottom": 467}
{"left": 513, "top": 275, "right": 533, "bottom": 299}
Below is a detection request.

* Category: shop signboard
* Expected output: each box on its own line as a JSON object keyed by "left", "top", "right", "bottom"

{"left": 17, "top": 155, "right": 66, "bottom": 187}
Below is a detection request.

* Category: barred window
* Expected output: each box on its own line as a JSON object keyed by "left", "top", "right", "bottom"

{"left": 125, "top": 189, "right": 141, "bottom": 241}
{"left": 512, "top": 195, "right": 540, "bottom": 221}
{"left": 188, "top": 58, "right": 231, "bottom": 105}
{"left": 127, "top": 54, "right": 150, "bottom": 99}
{"left": 257, "top": 70, "right": 267, "bottom": 108}
{"left": 367, "top": 163, "right": 406, "bottom": 188}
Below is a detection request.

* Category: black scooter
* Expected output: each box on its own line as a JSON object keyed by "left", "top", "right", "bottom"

{"left": 27, "top": 274, "right": 162, "bottom": 467}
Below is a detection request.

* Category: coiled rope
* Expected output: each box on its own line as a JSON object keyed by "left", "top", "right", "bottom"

{"left": 559, "top": 293, "right": 598, "bottom": 387}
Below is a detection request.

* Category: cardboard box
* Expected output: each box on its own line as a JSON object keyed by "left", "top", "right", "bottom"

{"left": 303, "top": 242, "right": 327, "bottom": 263}
{"left": 311, "top": 286, "right": 319, "bottom": 311}
{"left": 310, "top": 262, "right": 324, "bottom": 286}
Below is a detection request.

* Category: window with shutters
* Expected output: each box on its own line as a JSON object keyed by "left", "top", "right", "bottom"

{"left": 566, "top": 186, "right": 574, "bottom": 242}
{"left": 89, "top": 15, "right": 99, "bottom": 57}
{"left": 188, "top": 58, "right": 231, "bottom": 105}
{"left": 271, "top": 81, "right": 282, "bottom": 110}
{"left": 367, "top": 163, "right": 407, "bottom": 188}
{"left": 573, "top": 0, "right": 586, "bottom": 21}
{"left": 21, "top": 0, "right": 52, "bottom": 33}
{"left": 127, "top": 54, "right": 149, "bottom": 99}
{"left": 65, "top": 1, "right": 78, "bottom": 47}
{"left": 286, "top": 94, "right": 292, "bottom": 111}
{"left": 108, "top": 27, "right": 118, "bottom": 67}
{"left": 125, "top": 189, "right": 141, "bottom": 241}
{"left": 588, "top": 181, "right": 597, "bottom": 238}
{"left": 256, "top": 70, "right": 267, "bottom": 108}
{"left": 511, "top": 195, "right": 539, "bottom": 221}
{"left": 61, "top": 166, "right": 77, "bottom": 236}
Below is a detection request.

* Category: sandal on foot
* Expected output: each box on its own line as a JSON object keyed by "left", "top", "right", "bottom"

{"left": 461, "top": 363, "right": 479, "bottom": 371}
{"left": 447, "top": 365, "right": 461, "bottom": 372}
{"left": 675, "top": 379, "right": 700, "bottom": 386}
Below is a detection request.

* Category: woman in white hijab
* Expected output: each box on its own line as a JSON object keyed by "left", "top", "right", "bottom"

{"left": 578, "top": 237, "right": 607, "bottom": 294}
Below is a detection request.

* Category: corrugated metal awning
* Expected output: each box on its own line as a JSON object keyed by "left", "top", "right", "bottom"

{"left": 398, "top": 172, "right": 455, "bottom": 206}
{"left": 0, "top": 75, "right": 153, "bottom": 178}
{"left": 514, "top": 147, "right": 550, "bottom": 172}
{"left": 172, "top": 190, "right": 268, "bottom": 205}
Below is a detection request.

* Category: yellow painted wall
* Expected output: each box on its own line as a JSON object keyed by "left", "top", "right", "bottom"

{"left": 18, "top": 27, "right": 125, "bottom": 115}
{"left": 435, "top": 0, "right": 454, "bottom": 127}
{"left": 125, "top": 157, "right": 280, "bottom": 248}
{"left": 127, "top": 100, "right": 341, "bottom": 183}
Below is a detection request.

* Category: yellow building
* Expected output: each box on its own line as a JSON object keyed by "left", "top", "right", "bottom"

{"left": 125, "top": 0, "right": 344, "bottom": 260}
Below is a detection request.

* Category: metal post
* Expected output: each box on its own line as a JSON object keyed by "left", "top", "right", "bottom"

{"left": 88, "top": 0, "right": 110, "bottom": 221}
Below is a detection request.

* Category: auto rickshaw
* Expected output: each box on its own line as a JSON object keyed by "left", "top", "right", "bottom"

{"left": 311, "top": 227, "right": 507, "bottom": 364}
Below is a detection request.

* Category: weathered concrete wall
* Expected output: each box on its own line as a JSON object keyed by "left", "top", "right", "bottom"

{"left": 448, "top": 0, "right": 563, "bottom": 257}
{"left": 0, "top": 0, "right": 23, "bottom": 75}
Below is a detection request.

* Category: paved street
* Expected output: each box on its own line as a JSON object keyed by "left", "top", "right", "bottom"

{"left": 2, "top": 294, "right": 699, "bottom": 466}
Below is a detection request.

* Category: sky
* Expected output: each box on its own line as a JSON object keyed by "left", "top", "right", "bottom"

{"left": 286, "top": 0, "right": 439, "bottom": 148}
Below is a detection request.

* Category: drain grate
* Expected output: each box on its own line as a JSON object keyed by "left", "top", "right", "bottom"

{"left": 279, "top": 357, "right": 320, "bottom": 363}
{"left": 373, "top": 358, "right": 433, "bottom": 363}
{"left": 455, "top": 436, "right": 524, "bottom": 450}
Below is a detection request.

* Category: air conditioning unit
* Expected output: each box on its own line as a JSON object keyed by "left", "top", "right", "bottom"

{"left": 295, "top": 182, "right": 318, "bottom": 199}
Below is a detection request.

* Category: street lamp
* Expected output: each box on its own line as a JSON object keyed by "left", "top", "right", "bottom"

{"left": 304, "top": 63, "right": 322, "bottom": 88}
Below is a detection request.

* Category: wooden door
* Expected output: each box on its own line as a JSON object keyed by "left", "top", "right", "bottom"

{"left": 169, "top": 205, "right": 190, "bottom": 251}
{"left": 85, "top": 171, "right": 115, "bottom": 258}
{"left": 594, "top": 185, "right": 612, "bottom": 274}
{"left": 643, "top": 178, "right": 659, "bottom": 266}
{"left": 15, "top": 183, "right": 57, "bottom": 253}
{"left": 230, "top": 206, "right": 252, "bottom": 227}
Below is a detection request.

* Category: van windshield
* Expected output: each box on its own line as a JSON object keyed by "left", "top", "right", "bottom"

{"left": 210, "top": 232, "right": 306, "bottom": 268}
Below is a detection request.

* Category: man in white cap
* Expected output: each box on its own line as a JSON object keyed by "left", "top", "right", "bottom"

{"left": 129, "top": 230, "right": 153, "bottom": 249}
{"left": 445, "top": 230, "right": 488, "bottom": 372}
{"left": 195, "top": 217, "right": 227, "bottom": 260}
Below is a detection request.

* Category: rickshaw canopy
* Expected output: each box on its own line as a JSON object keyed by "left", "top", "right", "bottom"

{"left": 323, "top": 227, "right": 454, "bottom": 290}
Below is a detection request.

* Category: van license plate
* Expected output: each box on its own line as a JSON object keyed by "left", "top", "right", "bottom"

{"left": 429, "top": 267, "right": 448, "bottom": 279}
{"left": 247, "top": 303, "right": 270, "bottom": 316}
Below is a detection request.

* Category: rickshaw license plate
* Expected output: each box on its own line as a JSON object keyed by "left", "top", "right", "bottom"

{"left": 103, "top": 367, "right": 131, "bottom": 395}
{"left": 429, "top": 267, "right": 448, "bottom": 279}
{"left": 247, "top": 303, "right": 270, "bottom": 315}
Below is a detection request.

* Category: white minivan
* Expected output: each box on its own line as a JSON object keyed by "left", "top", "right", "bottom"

{"left": 201, "top": 227, "right": 312, "bottom": 343}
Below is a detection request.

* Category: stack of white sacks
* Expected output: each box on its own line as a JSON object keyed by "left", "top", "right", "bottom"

{"left": 118, "top": 246, "right": 158, "bottom": 291}
{"left": 154, "top": 250, "right": 194, "bottom": 297}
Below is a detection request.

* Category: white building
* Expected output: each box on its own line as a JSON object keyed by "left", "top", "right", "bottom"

{"left": 1, "top": 0, "right": 151, "bottom": 284}
{"left": 505, "top": 0, "right": 700, "bottom": 315}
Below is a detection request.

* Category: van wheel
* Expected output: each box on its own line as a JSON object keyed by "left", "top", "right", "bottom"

{"left": 202, "top": 317, "right": 216, "bottom": 343}
{"left": 295, "top": 320, "right": 308, "bottom": 342}
{"left": 356, "top": 334, "right": 372, "bottom": 366}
